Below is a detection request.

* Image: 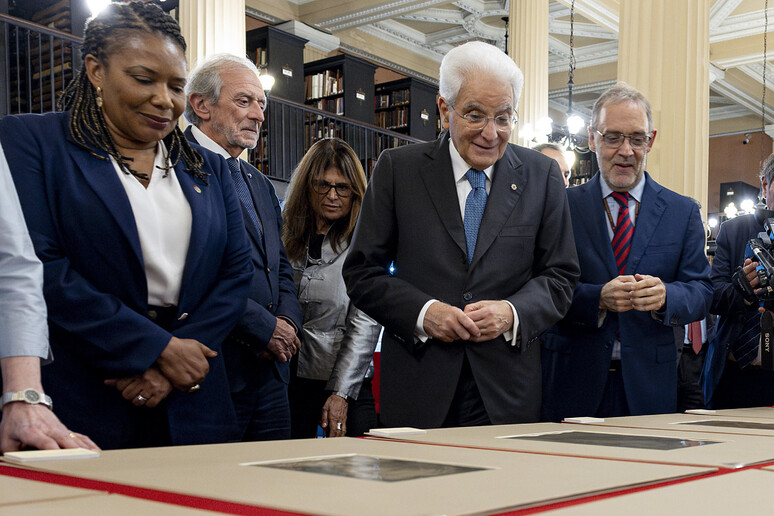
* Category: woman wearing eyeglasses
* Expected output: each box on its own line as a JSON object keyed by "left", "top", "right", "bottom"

{"left": 282, "top": 138, "right": 381, "bottom": 438}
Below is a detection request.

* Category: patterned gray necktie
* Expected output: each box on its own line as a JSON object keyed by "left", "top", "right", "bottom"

{"left": 227, "top": 157, "right": 262, "bottom": 239}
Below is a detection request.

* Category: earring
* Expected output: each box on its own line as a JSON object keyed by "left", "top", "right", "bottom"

{"left": 95, "top": 86, "right": 103, "bottom": 108}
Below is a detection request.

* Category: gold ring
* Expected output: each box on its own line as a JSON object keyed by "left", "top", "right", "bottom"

{"left": 69, "top": 432, "right": 77, "bottom": 439}
{"left": 188, "top": 384, "right": 200, "bottom": 393}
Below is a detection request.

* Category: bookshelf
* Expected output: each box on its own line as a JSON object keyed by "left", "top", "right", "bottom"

{"left": 304, "top": 54, "right": 377, "bottom": 124}
{"left": 246, "top": 26, "right": 307, "bottom": 103}
{"left": 374, "top": 77, "right": 438, "bottom": 141}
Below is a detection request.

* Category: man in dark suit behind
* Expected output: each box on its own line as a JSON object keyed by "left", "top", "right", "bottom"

{"left": 184, "top": 54, "right": 302, "bottom": 440}
{"left": 702, "top": 154, "right": 774, "bottom": 409}
{"left": 541, "top": 83, "right": 712, "bottom": 421}
{"left": 343, "top": 41, "right": 580, "bottom": 429}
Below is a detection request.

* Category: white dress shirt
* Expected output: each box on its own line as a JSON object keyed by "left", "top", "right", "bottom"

{"left": 0, "top": 144, "right": 50, "bottom": 360}
{"left": 111, "top": 142, "right": 192, "bottom": 307}
{"left": 414, "top": 137, "right": 519, "bottom": 346}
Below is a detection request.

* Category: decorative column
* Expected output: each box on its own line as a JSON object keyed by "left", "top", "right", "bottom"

{"left": 179, "top": 0, "right": 246, "bottom": 70}
{"left": 509, "top": 0, "right": 549, "bottom": 147}
{"left": 618, "top": 0, "right": 710, "bottom": 213}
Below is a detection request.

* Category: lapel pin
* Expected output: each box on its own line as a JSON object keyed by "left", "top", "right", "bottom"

{"left": 511, "top": 184, "right": 517, "bottom": 190}
{"left": 193, "top": 185, "right": 202, "bottom": 194}
{"left": 247, "top": 173, "right": 253, "bottom": 178}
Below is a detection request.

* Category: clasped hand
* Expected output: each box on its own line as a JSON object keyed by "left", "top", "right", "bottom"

{"left": 106, "top": 336, "right": 216, "bottom": 405}
{"left": 424, "top": 300, "right": 513, "bottom": 342}
{"left": 599, "top": 273, "right": 666, "bottom": 312}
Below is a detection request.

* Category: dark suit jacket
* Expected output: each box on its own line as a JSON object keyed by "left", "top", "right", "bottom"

{"left": 343, "top": 135, "right": 580, "bottom": 427}
{"left": 0, "top": 112, "right": 253, "bottom": 448}
{"left": 541, "top": 172, "right": 712, "bottom": 420}
{"left": 185, "top": 127, "right": 302, "bottom": 391}
{"left": 701, "top": 213, "right": 762, "bottom": 405}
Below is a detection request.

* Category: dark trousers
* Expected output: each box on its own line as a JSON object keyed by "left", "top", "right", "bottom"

{"left": 441, "top": 355, "right": 491, "bottom": 428}
{"left": 289, "top": 366, "right": 377, "bottom": 439}
{"left": 230, "top": 358, "right": 291, "bottom": 442}
{"left": 713, "top": 359, "right": 774, "bottom": 409}
{"left": 677, "top": 345, "right": 707, "bottom": 412}
{"left": 595, "top": 361, "right": 630, "bottom": 418}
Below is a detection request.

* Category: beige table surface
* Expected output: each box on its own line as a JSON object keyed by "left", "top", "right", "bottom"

{"left": 564, "top": 412, "right": 774, "bottom": 437}
{"left": 368, "top": 422, "right": 774, "bottom": 468}
{"left": 0, "top": 473, "right": 104, "bottom": 507}
{"left": 686, "top": 407, "right": 774, "bottom": 419}
{"left": 1, "top": 493, "right": 228, "bottom": 515}
{"left": 538, "top": 468, "right": 774, "bottom": 515}
{"left": 2, "top": 437, "right": 713, "bottom": 516}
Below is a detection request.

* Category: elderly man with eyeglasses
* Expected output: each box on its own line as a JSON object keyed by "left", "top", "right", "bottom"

{"left": 343, "top": 41, "right": 579, "bottom": 429}
{"left": 541, "top": 83, "right": 712, "bottom": 421}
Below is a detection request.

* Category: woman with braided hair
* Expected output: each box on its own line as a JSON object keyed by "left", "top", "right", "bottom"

{"left": 0, "top": 1, "right": 252, "bottom": 449}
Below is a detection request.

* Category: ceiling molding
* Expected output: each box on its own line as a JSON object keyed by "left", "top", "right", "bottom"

{"left": 553, "top": 0, "right": 619, "bottom": 34}
{"left": 711, "top": 79, "right": 774, "bottom": 123}
{"left": 245, "top": 6, "right": 281, "bottom": 24}
{"left": 710, "top": 0, "right": 744, "bottom": 29}
{"left": 317, "top": 0, "right": 447, "bottom": 32}
{"left": 338, "top": 42, "right": 439, "bottom": 85}
{"left": 710, "top": 7, "right": 774, "bottom": 43}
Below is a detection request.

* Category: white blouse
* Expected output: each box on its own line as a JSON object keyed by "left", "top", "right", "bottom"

{"left": 111, "top": 142, "right": 192, "bottom": 306}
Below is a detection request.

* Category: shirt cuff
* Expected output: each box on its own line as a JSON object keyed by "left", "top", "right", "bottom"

{"left": 597, "top": 309, "right": 607, "bottom": 328}
{"left": 503, "top": 300, "right": 519, "bottom": 346}
{"left": 415, "top": 299, "right": 438, "bottom": 343}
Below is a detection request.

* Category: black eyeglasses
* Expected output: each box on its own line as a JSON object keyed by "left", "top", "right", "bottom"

{"left": 593, "top": 129, "right": 652, "bottom": 149}
{"left": 312, "top": 180, "right": 353, "bottom": 198}
{"left": 449, "top": 105, "right": 518, "bottom": 132}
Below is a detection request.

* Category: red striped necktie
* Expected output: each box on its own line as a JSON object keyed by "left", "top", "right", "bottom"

{"left": 611, "top": 192, "right": 632, "bottom": 275}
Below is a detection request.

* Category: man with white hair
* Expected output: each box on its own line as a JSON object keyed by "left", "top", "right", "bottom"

{"left": 184, "top": 54, "right": 302, "bottom": 441}
{"left": 344, "top": 41, "right": 579, "bottom": 428}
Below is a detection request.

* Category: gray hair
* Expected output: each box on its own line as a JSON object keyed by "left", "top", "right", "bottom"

{"left": 184, "top": 53, "right": 260, "bottom": 126}
{"left": 533, "top": 143, "right": 563, "bottom": 154}
{"left": 761, "top": 153, "right": 774, "bottom": 185}
{"left": 590, "top": 82, "right": 653, "bottom": 131}
{"left": 438, "top": 41, "right": 523, "bottom": 109}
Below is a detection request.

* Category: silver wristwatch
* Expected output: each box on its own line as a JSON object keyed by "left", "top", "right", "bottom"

{"left": 1, "top": 389, "right": 53, "bottom": 410}
{"left": 333, "top": 391, "right": 350, "bottom": 401}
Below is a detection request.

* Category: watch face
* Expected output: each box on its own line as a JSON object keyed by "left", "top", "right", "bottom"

{"left": 24, "top": 390, "right": 41, "bottom": 403}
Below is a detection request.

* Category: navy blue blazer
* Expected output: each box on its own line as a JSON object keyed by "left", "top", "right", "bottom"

{"left": 701, "top": 213, "right": 762, "bottom": 405}
{"left": 0, "top": 112, "right": 253, "bottom": 448}
{"left": 541, "top": 172, "right": 712, "bottom": 420}
{"left": 184, "top": 127, "right": 301, "bottom": 389}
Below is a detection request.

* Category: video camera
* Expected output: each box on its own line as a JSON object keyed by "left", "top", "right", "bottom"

{"left": 734, "top": 209, "right": 774, "bottom": 369}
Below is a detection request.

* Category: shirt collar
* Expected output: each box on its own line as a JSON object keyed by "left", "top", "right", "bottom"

{"left": 448, "top": 135, "right": 495, "bottom": 184}
{"left": 600, "top": 172, "right": 646, "bottom": 203}
{"left": 190, "top": 125, "right": 233, "bottom": 161}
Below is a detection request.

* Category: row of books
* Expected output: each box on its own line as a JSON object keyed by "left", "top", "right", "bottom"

{"left": 307, "top": 97, "right": 344, "bottom": 116}
{"left": 254, "top": 47, "right": 267, "bottom": 67}
{"left": 375, "top": 108, "right": 408, "bottom": 130}
{"left": 375, "top": 89, "right": 410, "bottom": 109}
{"left": 305, "top": 70, "right": 343, "bottom": 100}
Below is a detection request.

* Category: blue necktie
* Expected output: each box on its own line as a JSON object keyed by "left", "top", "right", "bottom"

{"left": 227, "top": 157, "right": 262, "bottom": 239}
{"left": 464, "top": 168, "right": 487, "bottom": 265}
{"left": 732, "top": 311, "right": 761, "bottom": 368}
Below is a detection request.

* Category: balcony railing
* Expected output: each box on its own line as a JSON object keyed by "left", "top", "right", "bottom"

{"left": 250, "top": 95, "right": 421, "bottom": 183}
{"left": 0, "top": 12, "right": 82, "bottom": 116}
{"left": 0, "top": 13, "right": 423, "bottom": 184}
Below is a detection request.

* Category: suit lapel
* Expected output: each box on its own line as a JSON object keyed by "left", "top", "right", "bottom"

{"left": 626, "top": 173, "right": 666, "bottom": 274}
{"left": 177, "top": 159, "right": 211, "bottom": 305}
{"left": 469, "top": 146, "right": 523, "bottom": 270}
{"left": 241, "top": 160, "right": 269, "bottom": 260}
{"left": 65, "top": 130, "right": 144, "bottom": 266}
{"left": 578, "top": 174, "right": 620, "bottom": 278}
{"left": 419, "top": 137, "right": 467, "bottom": 256}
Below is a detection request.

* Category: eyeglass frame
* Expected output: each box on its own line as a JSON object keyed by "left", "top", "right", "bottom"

{"left": 311, "top": 179, "right": 353, "bottom": 198}
{"left": 448, "top": 104, "right": 518, "bottom": 133}
{"left": 592, "top": 129, "right": 653, "bottom": 150}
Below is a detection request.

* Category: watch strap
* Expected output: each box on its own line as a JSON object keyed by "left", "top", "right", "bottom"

{"left": 1, "top": 389, "right": 53, "bottom": 410}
